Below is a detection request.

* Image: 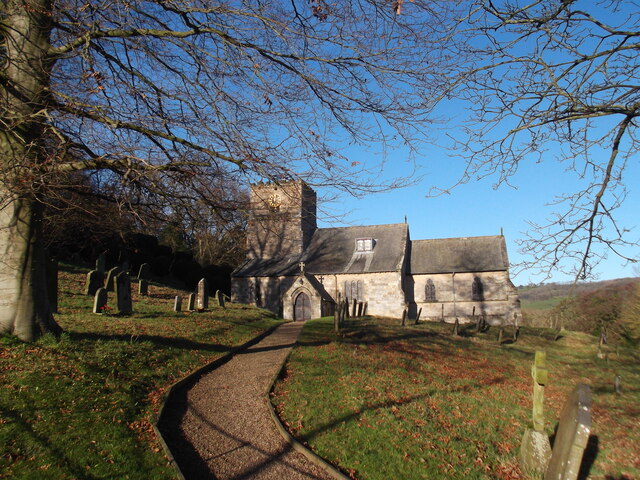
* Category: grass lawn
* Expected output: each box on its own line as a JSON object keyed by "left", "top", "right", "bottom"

{"left": 271, "top": 317, "right": 640, "bottom": 480}
{"left": 0, "top": 263, "right": 281, "bottom": 480}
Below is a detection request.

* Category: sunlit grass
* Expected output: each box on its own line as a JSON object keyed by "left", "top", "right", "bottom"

{"left": 272, "top": 317, "right": 640, "bottom": 480}
{"left": 0, "top": 263, "right": 281, "bottom": 479}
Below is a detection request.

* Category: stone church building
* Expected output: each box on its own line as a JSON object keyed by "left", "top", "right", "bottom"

{"left": 231, "top": 181, "right": 521, "bottom": 323}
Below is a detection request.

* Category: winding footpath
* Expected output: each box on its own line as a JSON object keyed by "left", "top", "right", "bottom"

{"left": 159, "top": 322, "right": 337, "bottom": 480}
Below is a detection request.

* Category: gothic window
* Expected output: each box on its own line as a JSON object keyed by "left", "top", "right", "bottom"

{"left": 425, "top": 279, "right": 436, "bottom": 302}
{"left": 345, "top": 280, "right": 365, "bottom": 301}
{"left": 344, "top": 281, "right": 351, "bottom": 300}
{"left": 356, "top": 280, "right": 363, "bottom": 301}
{"left": 355, "top": 237, "right": 375, "bottom": 252}
{"left": 472, "top": 276, "right": 484, "bottom": 301}
{"left": 351, "top": 280, "right": 357, "bottom": 300}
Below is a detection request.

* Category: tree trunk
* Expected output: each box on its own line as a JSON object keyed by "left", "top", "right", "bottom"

{"left": 0, "top": 0, "right": 61, "bottom": 341}
{"left": 0, "top": 195, "right": 61, "bottom": 341}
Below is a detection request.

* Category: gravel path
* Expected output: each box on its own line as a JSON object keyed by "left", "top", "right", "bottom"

{"left": 160, "top": 322, "right": 337, "bottom": 480}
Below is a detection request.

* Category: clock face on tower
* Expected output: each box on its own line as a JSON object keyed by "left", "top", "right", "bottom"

{"left": 267, "top": 193, "right": 282, "bottom": 209}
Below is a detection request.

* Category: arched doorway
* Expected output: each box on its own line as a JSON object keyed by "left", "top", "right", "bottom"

{"left": 294, "top": 292, "right": 311, "bottom": 321}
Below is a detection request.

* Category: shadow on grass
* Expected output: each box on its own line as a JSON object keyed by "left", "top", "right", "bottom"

{"left": 69, "top": 331, "right": 233, "bottom": 353}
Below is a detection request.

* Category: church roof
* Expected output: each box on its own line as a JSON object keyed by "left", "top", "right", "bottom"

{"left": 233, "top": 223, "right": 408, "bottom": 277}
{"left": 408, "top": 235, "right": 509, "bottom": 274}
{"left": 303, "top": 223, "right": 408, "bottom": 274}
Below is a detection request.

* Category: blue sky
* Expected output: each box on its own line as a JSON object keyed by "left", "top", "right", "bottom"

{"left": 315, "top": 139, "right": 639, "bottom": 286}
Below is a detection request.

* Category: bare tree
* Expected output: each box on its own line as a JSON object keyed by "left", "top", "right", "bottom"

{"left": 1, "top": 1, "right": 458, "bottom": 340}
{"left": 436, "top": 0, "right": 640, "bottom": 280}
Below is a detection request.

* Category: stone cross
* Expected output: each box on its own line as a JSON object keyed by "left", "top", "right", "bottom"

{"left": 544, "top": 384, "right": 591, "bottom": 480}
{"left": 299, "top": 261, "right": 305, "bottom": 274}
{"left": 532, "top": 350, "right": 548, "bottom": 432}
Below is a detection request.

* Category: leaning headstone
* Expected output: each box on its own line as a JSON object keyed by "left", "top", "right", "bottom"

{"left": 401, "top": 308, "right": 407, "bottom": 327}
{"left": 138, "top": 279, "right": 148, "bottom": 296}
{"left": 362, "top": 301, "right": 368, "bottom": 317}
{"left": 452, "top": 318, "right": 459, "bottom": 336}
{"left": 174, "top": 296, "right": 182, "bottom": 312}
{"left": 85, "top": 270, "right": 104, "bottom": 296}
{"left": 357, "top": 301, "right": 364, "bottom": 318}
{"left": 93, "top": 288, "right": 108, "bottom": 314}
{"left": 197, "top": 278, "right": 208, "bottom": 311}
{"left": 104, "top": 266, "right": 120, "bottom": 292}
{"left": 137, "top": 263, "right": 151, "bottom": 280}
{"left": 414, "top": 307, "right": 422, "bottom": 325}
{"left": 497, "top": 327, "right": 504, "bottom": 344}
{"left": 544, "top": 384, "right": 592, "bottom": 480}
{"left": 114, "top": 272, "right": 132, "bottom": 315}
{"left": 187, "top": 293, "right": 196, "bottom": 311}
{"left": 520, "top": 350, "right": 552, "bottom": 475}
{"left": 46, "top": 258, "right": 58, "bottom": 313}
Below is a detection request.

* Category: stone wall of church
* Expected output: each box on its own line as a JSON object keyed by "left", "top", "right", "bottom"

{"left": 319, "top": 271, "right": 406, "bottom": 319}
{"left": 231, "top": 276, "right": 296, "bottom": 317}
{"left": 410, "top": 271, "right": 521, "bottom": 325}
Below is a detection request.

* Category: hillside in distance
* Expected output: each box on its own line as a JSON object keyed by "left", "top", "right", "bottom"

{"left": 518, "top": 277, "right": 639, "bottom": 305}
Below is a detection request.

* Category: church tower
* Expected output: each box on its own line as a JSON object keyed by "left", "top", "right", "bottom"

{"left": 246, "top": 181, "right": 317, "bottom": 260}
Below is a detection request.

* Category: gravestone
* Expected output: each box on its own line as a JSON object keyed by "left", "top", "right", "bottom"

{"left": 452, "top": 318, "right": 459, "bottom": 336}
{"left": 46, "top": 258, "right": 58, "bottom": 313}
{"left": 187, "top": 293, "right": 196, "bottom": 311}
{"left": 197, "top": 278, "right": 208, "bottom": 311}
{"left": 532, "top": 350, "right": 548, "bottom": 431}
{"left": 93, "top": 288, "right": 108, "bottom": 314}
{"left": 105, "top": 266, "right": 120, "bottom": 292}
{"left": 138, "top": 279, "right": 148, "bottom": 296}
{"left": 85, "top": 270, "right": 104, "bottom": 296}
{"left": 414, "top": 307, "right": 422, "bottom": 325}
{"left": 544, "top": 384, "right": 591, "bottom": 480}
{"left": 498, "top": 327, "right": 504, "bottom": 343}
{"left": 401, "top": 308, "right": 407, "bottom": 326}
{"left": 137, "top": 263, "right": 151, "bottom": 280}
{"left": 352, "top": 299, "right": 357, "bottom": 317}
{"left": 218, "top": 291, "right": 225, "bottom": 309}
{"left": 362, "top": 301, "right": 368, "bottom": 316}
{"left": 114, "top": 272, "right": 132, "bottom": 315}
{"left": 174, "top": 296, "right": 182, "bottom": 312}
{"left": 95, "top": 251, "right": 106, "bottom": 273}
{"left": 513, "top": 326, "right": 520, "bottom": 342}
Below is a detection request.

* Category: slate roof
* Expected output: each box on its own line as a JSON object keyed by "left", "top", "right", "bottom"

{"left": 234, "top": 223, "right": 408, "bottom": 277}
{"left": 408, "top": 235, "right": 508, "bottom": 274}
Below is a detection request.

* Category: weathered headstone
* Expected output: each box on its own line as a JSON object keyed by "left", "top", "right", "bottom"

{"left": 401, "top": 308, "right": 407, "bottom": 327}
{"left": 93, "top": 288, "right": 108, "bottom": 314}
{"left": 453, "top": 318, "right": 459, "bottom": 336}
{"left": 357, "top": 301, "right": 364, "bottom": 318}
{"left": 513, "top": 326, "right": 520, "bottom": 342}
{"left": 85, "top": 270, "right": 105, "bottom": 296}
{"left": 362, "top": 301, "right": 368, "bottom": 317}
{"left": 46, "top": 258, "right": 58, "bottom": 313}
{"left": 615, "top": 375, "right": 621, "bottom": 395}
{"left": 498, "top": 327, "right": 504, "bottom": 344}
{"left": 197, "top": 278, "right": 208, "bottom": 311}
{"left": 104, "top": 266, "right": 120, "bottom": 292}
{"left": 95, "top": 251, "right": 107, "bottom": 273}
{"left": 187, "top": 293, "right": 196, "bottom": 311}
{"left": 114, "top": 272, "right": 132, "bottom": 315}
{"left": 138, "top": 279, "right": 148, "bottom": 296}
{"left": 218, "top": 290, "right": 225, "bottom": 309}
{"left": 137, "top": 263, "right": 151, "bottom": 280}
{"left": 544, "top": 384, "right": 591, "bottom": 480}
{"left": 532, "top": 350, "right": 548, "bottom": 431}
{"left": 174, "top": 296, "right": 182, "bottom": 312}
{"left": 520, "top": 350, "right": 552, "bottom": 475}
